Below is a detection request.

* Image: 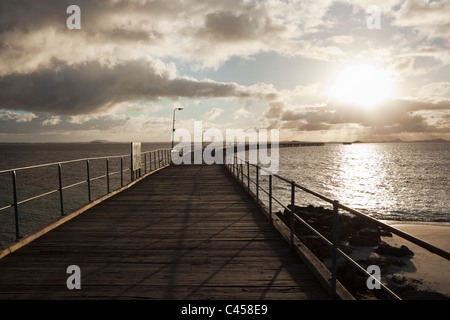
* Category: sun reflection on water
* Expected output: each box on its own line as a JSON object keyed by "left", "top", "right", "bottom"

{"left": 274, "top": 143, "right": 448, "bottom": 221}
{"left": 331, "top": 144, "right": 398, "bottom": 216}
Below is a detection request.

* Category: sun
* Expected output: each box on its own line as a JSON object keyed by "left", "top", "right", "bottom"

{"left": 328, "top": 63, "right": 393, "bottom": 108}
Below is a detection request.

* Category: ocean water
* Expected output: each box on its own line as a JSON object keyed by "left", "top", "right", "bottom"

{"left": 0, "top": 142, "right": 170, "bottom": 248}
{"left": 269, "top": 142, "right": 450, "bottom": 222}
{"left": 0, "top": 142, "right": 449, "bottom": 248}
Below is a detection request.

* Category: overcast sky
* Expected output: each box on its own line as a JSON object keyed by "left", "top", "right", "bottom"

{"left": 0, "top": 0, "right": 449, "bottom": 142}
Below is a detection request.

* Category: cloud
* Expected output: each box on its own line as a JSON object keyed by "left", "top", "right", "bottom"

{"left": 0, "top": 58, "right": 279, "bottom": 116}
{"left": 328, "top": 35, "right": 354, "bottom": 45}
{"left": 0, "top": 0, "right": 351, "bottom": 75}
{"left": 1, "top": 0, "right": 449, "bottom": 142}
{"left": 1, "top": 0, "right": 447, "bottom": 77}
{"left": 0, "top": 110, "right": 37, "bottom": 123}
{"left": 233, "top": 108, "right": 252, "bottom": 120}
{"left": 418, "top": 82, "right": 450, "bottom": 99}
{"left": 261, "top": 97, "right": 450, "bottom": 139}
{"left": 199, "top": 10, "right": 283, "bottom": 42}
{"left": 393, "top": 0, "right": 450, "bottom": 37}
{"left": 203, "top": 107, "right": 224, "bottom": 121}
{"left": 42, "top": 115, "right": 62, "bottom": 126}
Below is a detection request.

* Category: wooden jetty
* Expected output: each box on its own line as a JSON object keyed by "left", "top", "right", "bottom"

{"left": 0, "top": 164, "right": 333, "bottom": 299}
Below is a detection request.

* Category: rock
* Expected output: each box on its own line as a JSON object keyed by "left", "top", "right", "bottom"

{"left": 348, "top": 234, "right": 380, "bottom": 247}
{"left": 375, "top": 243, "right": 414, "bottom": 257}
{"left": 300, "top": 235, "right": 332, "bottom": 259}
{"left": 349, "top": 216, "right": 371, "bottom": 229}
{"left": 347, "top": 227, "right": 380, "bottom": 246}
{"left": 385, "top": 275, "right": 421, "bottom": 296}
{"left": 357, "top": 256, "right": 406, "bottom": 269}
{"left": 337, "top": 262, "right": 369, "bottom": 293}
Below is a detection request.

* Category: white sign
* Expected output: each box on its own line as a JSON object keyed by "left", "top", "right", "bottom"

{"left": 131, "top": 142, "right": 142, "bottom": 171}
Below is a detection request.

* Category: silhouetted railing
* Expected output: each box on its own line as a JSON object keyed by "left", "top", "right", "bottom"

{"left": 224, "top": 154, "right": 450, "bottom": 300}
{"left": 0, "top": 148, "right": 172, "bottom": 245}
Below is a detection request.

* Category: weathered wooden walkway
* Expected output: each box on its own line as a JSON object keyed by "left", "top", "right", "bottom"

{"left": 0, "top": 164, "right": 329, "bottom": 299}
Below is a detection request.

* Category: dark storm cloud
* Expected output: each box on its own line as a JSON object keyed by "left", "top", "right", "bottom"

{"left": 0, "top": 59, "right": 275, "bottom": 115}
{"left": 0, "top": 0, "right": 287, "bottom": 116}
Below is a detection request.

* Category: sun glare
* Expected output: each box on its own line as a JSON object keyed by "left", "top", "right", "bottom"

{"left": 328, "top": 63, "right": 393, "bottom": 108}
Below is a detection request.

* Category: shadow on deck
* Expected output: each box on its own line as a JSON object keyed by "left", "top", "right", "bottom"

{"left": 0, "top": 164, "right": 329, "bottom": 299}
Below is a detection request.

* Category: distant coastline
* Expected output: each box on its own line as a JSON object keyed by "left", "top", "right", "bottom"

{"left": 288, "top": 138, "right": 450, "bottom": 144}
{"left": 89, "top": 140, "right": 112, "bottom": 144}
{"left": 0, "top": 138, "right": 448, "bottom": 144}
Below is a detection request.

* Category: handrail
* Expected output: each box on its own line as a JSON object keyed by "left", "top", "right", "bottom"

{"left": 0, "top": 148, "right": 173, "bottom": 245}
{"left": 224, "top": 154, "right": 450, "bottom": 300}
{"left": 0, "top": 148, "right": 170, "bottom": 174}
{"left": 245, "top": 157, "right": 450, "bottom": 261}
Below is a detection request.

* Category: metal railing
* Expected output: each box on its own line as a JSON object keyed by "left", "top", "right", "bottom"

{"left": 224, "top": 154, "right": 450, "bottom": 300}
{"left": 0, "top": 148, "right": 172, "bottom": 245}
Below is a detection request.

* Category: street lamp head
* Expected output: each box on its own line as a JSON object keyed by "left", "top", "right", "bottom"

{"left": 177, "top": 107, "right": 184, "bottom": 110}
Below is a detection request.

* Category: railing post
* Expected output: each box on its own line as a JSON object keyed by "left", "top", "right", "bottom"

{"left": 240, "top": 162, "right": 243, "bottom": 184}
{"left": 290, "top": 181, "right": 295, "bottom": 247}
{"left": 150, "top": 152, "right": 153, "bottom": 171}
{"left": 120, "top": 157, "right": 123, "bottom": 187}
{"left": 331, "top": 200, "right": 339, "bottom": 299}
{"left": 269, "top": 174, "right": 272, "bottom": 223}
{"left": 58, "top": 163, "right": 64, "bottom": 216}
{"left": 86, "top": 160, "right": 91, "bottom": 202}
{"left": 247, "top": 162, "right": 250, "bottom": 193}
{"left": 106, "top": 158, "right": 110, "bottom": 194}
{"left": 144, "top": 153, "right": 147, "bottom": 173}
{"left": 12, "top": 170, "right": 20, "bottom": 240}
{"left": 130, "top": 148, "right": 134, "bottom": 182}
{"left": 256, "top": 166, "right": 259, "bottom": 205}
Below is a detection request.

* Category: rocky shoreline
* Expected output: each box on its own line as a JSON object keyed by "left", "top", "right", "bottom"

{"left": 276, "top": 204, "right": 449, "bottom": 300}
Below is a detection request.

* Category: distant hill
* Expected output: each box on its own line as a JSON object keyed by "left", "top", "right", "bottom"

{"left": 383, "top": 138, "right": 449, "bottom": 143}
{"left": 90, "top": 140, "right": 111, "bottom": 143}
{"left": 349, "top": 138, "right": 449, "bottom": 143}
{"left": 294, "top": 138, "right": 450, "bottom": 144}
{"left": 411, "top": 138, "right": 449, "bottom": 143}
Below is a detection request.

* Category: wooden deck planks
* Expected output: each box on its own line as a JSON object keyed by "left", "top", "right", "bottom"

{"left": 0, "top": 164, "right": 329, "bottom": 300}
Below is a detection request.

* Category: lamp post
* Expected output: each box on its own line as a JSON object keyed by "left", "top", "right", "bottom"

{"left": 172, "top": 107, "right": 183, "bottom": 149}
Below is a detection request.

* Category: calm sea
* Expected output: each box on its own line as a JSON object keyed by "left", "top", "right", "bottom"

{"left": 273, "top": 142, "right": 449, "bottom": 223}
{"left": 0, "top": 142, "right": 449, "bottom": 248}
